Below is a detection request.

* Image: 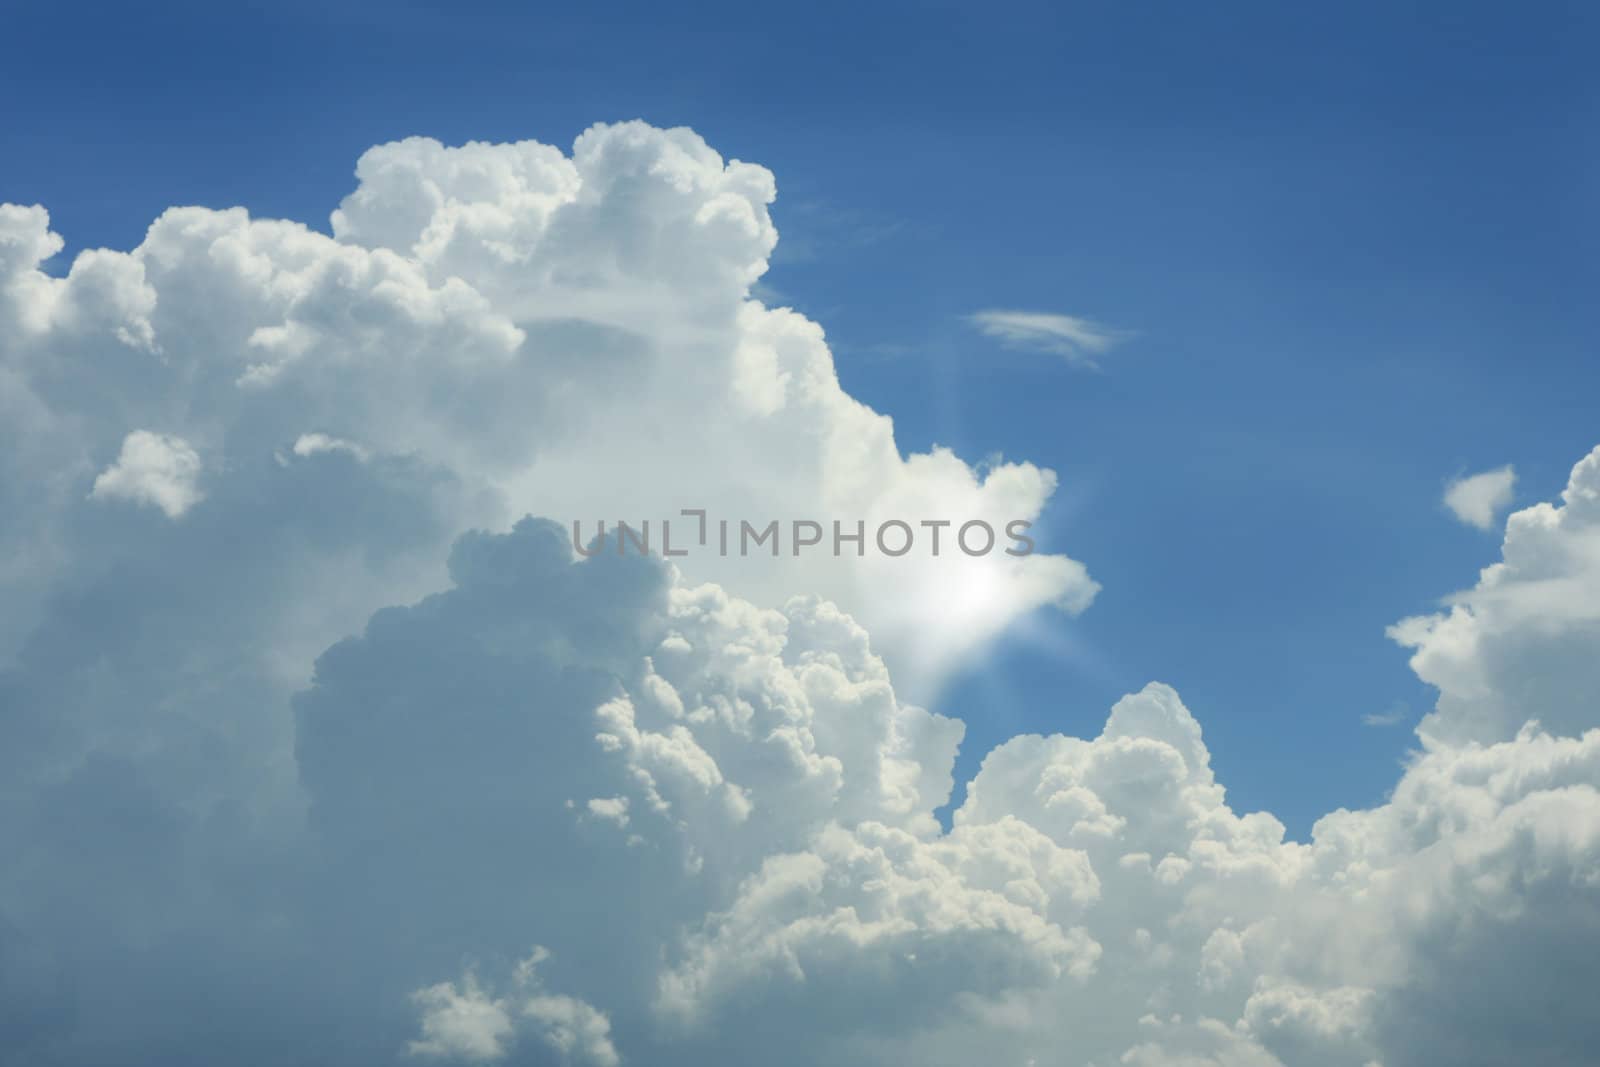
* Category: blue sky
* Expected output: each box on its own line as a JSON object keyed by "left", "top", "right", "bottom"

{"left": 6, "top": 0, "right": 1596, "bottom": 836}
{"left": 10, "top": 6, "right": 1600, "bottom": 1065}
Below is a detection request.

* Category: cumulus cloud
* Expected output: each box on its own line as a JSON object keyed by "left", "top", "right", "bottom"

{"left": 1443, "top": 464, "right": 1516, "bottom": 530}
{"left": 89, "top": 430, "right": 203, "bottom": 518}
{"left": 1393, "top": 447, "right": 1600, "bottom": 744}
{"left": 968, "top": 309, "right": 1125, "bottom": 368}
{"left": 409, "top": 977, "right": 515, "bottom": 1061}
{"left": 410, "top": 949, "right": 619, "bottom": 1067}
{"left": 11, "top": 498, "right": 1599, "bottom": 1066}
{"left": 2, "top": 122, "right": 1598, "bottom": 1067}
{"left": 0, "top": 124, "right": 1096, "bottom": 699}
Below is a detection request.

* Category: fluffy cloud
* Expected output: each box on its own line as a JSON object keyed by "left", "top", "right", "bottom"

{"left": 2, "top": 124, "right": 1597, "bottom": 1067}
{"left": 1392, "top": 447, "right": 1600, "bottom": 745}
{"left": 0, "top": 121, "right": 1094, "bottom": 701}
{"left": 11, "top": 501, "right": 1597, "bottom": 1066}
{"left": 89, "top": 430, "right": 204, "bottom": 518}
{"left": 410, "top": 949, "right": 619, "bottom": 1067}
{"left": 1443, "top": 465, "right": 1517, "bottom": 530}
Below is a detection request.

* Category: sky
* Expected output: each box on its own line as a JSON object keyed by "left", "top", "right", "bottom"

{"left": 7, "top": 0, "right": 1596, "bottom": 833}
{"left": 3, "top": 4, "right": 1600, "bottom": 1066}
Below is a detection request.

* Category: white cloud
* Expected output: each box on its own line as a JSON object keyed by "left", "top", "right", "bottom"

{"left": 408, "top": 977, "right": 515, "bottom": 1061}
{"left": 289, "top": 432, "right": 369, "bottom": 461}
{"left": 307, "top": 506, "right": 1600, "bottom": 1067}
{"left": 1443, "top": 464, "right": 1516, "bottom": 530}
{"left": 968, "top": 309, "right": 1124, "bottom": 368}
{"left": 2, "top": 122, "right": 1599, "bottom": 1067}
{"left": 89, "top": 430, "right": 203, "bottom": 518}
{"left": 0, "top": 124, "right": 1097, "bottom": 700}
{"left": 1, "top": 481, "right": 1598, "bottom": 1065}
{"left": 410, "top": 949, "right": 619, "bottom": 1067}
{"left": 1393, "top": 447, "right": 1600, "bottom": 744}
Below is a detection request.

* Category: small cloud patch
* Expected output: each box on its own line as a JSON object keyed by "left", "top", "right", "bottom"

{"left": 90, "top": 430, "right": 203, "bottom": 519}
{"left": 968, "top": 309, "right": 1126, "bottom": 369}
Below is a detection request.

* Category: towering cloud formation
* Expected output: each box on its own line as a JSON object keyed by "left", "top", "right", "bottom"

{"left": 1, "top": 125, "right": 1597, "bottom": 1067}
{"left": 0, "top": 123, "right": 1093, "bottom": 702}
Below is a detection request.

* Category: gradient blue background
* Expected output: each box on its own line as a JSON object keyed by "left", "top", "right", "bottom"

{"left": 5, "top": 0, "right": 1595, "bottom": 833}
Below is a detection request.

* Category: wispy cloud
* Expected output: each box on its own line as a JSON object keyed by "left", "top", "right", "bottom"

{"left": 1362, "top": 701, "right": 1410, "bottom": 727}
{"left": 968, "top": 309, "right": 1126, "bottom": 369}
{"left": 1443, "top": 465, "right": 1516, "bottom": 531}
